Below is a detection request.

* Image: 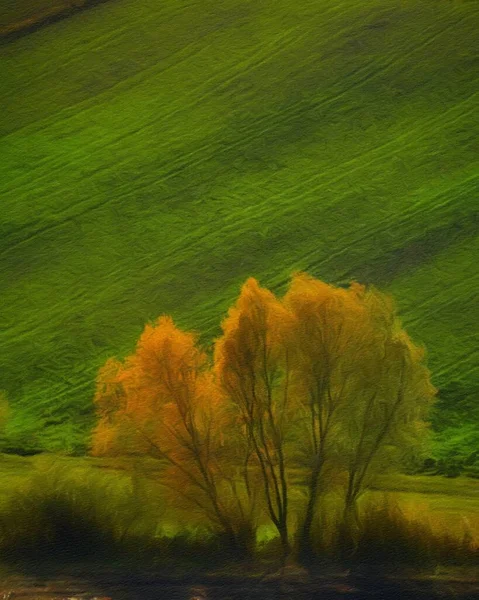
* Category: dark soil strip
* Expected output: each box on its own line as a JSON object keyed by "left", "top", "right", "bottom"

{"left": 2, "top": 565, "right": 478, "bottom": 600}
{"left": 0, "top": 0, "right": 115, "bottom": 45}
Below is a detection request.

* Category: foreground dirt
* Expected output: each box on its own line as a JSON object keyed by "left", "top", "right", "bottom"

{"left": 0, "top": 567, "right": 478, "bottom": 600}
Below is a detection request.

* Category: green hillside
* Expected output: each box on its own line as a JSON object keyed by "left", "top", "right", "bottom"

{"left": 0, "top": 0, "right": 478, "bottom": 454}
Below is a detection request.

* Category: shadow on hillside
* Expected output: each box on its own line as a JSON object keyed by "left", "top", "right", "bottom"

{"left": 0, "top": 0, "right": 114, "bottom": 43}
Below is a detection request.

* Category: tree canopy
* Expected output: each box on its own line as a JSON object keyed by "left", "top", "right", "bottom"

{"left": 91, "top": 273, "right": 436, "bottom": 557}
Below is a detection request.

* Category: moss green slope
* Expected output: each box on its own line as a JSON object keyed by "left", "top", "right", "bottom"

{"left": 0, "top": 0, "right": 477, "bottom": 452}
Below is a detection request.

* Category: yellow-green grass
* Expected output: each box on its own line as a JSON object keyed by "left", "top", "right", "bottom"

{"left": 368, "top": 490, "right": 479, "bottom": 543}
{"left": 0, "top": 454, "right": 476, "bottom": 554}
{"left": 0, "top": 0, "right": 477, "bottom": 452}
{"left": 368, "top": 474, "right": 479, "bottom": 540}
{"left": 374, "top": 473, "right": 479, "bottom": 496}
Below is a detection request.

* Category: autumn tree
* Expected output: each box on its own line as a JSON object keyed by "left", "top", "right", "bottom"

{"left": 214, "top": 278, "right": 297, "bottom": 557}
{"left": 338, "top": 327, "right": 436, "bottom": 520}
{"left": 284, "top": 273, "right": 436, "bottom": 558}
{"left": 91, "top": 316, "right": 255, "bottom": 553}
{"left": 283, "top": 275, "right": 359, "bottom": 557}
{"left": 91, "top": 273, "right": 435, "bottom": 561}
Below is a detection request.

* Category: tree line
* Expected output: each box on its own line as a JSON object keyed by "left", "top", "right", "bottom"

{"left": 91, "top": 273, "right": 436, "bottom": 560}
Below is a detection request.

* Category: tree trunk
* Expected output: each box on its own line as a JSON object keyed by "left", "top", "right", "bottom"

{"left": 278, "top": 521, "right": 290, "bottom": 562}
{"left": 298, "top": 461, "right": 321, "bottom": 561}
{"left": 339, "top": 501, "right": 359, "bottom": 561}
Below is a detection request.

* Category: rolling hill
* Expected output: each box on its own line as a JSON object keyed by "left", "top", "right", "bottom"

{"left": 0, "top": 0, "right": 478, "bottom": 454}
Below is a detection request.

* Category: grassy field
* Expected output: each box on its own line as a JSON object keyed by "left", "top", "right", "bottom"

{"left": 0, "top": 0, "right": 478, "bottom": 452}
{"left": 370, "top": 474, "right": 479, "bottom": 543}
{"left": 0, "top": 454, "right": 477, "bottom": 546}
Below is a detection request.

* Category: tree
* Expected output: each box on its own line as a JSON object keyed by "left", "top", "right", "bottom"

{"left": 284, "top": 273, "right": 436, "bottom": 558}
{"left": 91, "top": 316, "right": 255, "bottom": 553}
{"left": 341, "top": 335, "right": 435, "bottom": 514}
{"left": 91, "top": 274, "right": 435, "bottom": 560}
{"left": 214, "top": 278, "right": 297, "bottom": 558}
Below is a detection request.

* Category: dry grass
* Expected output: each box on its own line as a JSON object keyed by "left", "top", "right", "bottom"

{"left": 0, "top": 455, "right": 476, "bottom": 570}
{"left": 306, "top": 492, "right": 478, "bottom": 567}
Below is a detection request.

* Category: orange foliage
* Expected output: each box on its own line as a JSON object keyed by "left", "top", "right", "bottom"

{"left": 215, "top": 277, "right": 296, "bottom": 417}
{"left": 90, "top": 358, "right": 141, "bottom": 456}
{"left": 91, "top": 315, "right": 252, "bottom": 547}
{"left": 91, "top": 274, "right": 436, "bottom": 556}
{"left": 214, "top": 278, "right": 298, "bottom": 553}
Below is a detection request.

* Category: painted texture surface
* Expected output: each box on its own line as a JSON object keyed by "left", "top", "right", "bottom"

{"left": 0, "top": 0, "right": 477, "bottom": 459}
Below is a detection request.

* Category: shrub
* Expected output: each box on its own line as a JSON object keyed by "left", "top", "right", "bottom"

{"left": 338, "top": 495, "right": 478, "bottom": 568}
{"left": 0, "top": 457, "right": 149, "bottom": 561}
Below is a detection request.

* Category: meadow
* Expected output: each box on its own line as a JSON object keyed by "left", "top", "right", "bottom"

{"left": 0, "top": 453, "right": 477, "bottom": 571}
{"left": 0, "top": 0, "right": 478, "bottom": 459}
